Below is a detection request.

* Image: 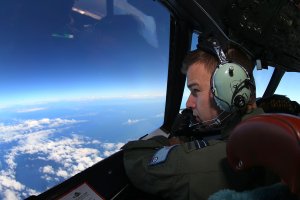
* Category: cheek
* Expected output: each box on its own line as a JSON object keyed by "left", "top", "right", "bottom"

{"left": 209, "top": 91, "right": 220, "bottom": 109}
{"left": 199, "top": 93, "right": 220, "bottom": 115}
{"left": 195, "top": 95, "right": 211, "bottom": 112}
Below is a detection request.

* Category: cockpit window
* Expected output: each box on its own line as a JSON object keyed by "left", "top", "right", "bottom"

{"left": 276, "top": 72, "right": 300, "bottom": 103}
{"left": 253, "top": 67, "right": 274, "bottom": 98}
{"left": 0, "top": 0, "right": 169, "bottom": 198}
{"left": 253, "top": 68, "right": 299, "bottom": 103}
{"left": 181, "top": 33, "right": 198, "bottom": 108}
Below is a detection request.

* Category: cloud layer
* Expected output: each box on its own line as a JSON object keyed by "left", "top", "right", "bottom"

{"left": 123, "top": 118, "right": 145, "bottom": 125}
{"left": 0, "top": 118, "right": 124, "bottom": 200}
{"left": 16, "top": 107, "right": 47, "bottom": 113}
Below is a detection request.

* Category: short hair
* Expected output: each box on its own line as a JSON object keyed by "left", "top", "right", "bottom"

{"left": 181, "top": 50, "right": 218, "bottom": 74}
{"left": 182, "top": 48, "right": 254, "bottom": 75}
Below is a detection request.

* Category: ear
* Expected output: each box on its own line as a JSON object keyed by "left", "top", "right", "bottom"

{"left": 209, "top": 89, "right": 218, "bottom": 105}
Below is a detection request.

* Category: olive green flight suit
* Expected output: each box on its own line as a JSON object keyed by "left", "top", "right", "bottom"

{"left": 122, "top": 108, "right": 273, "bottom": 200}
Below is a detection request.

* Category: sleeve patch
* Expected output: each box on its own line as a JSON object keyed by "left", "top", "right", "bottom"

{"left": 149, "top": 145, "right": 178, "bottom": 166}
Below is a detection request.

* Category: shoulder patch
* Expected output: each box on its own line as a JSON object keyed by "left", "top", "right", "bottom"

{"left": 149, "top": 145, "right": 178, "bottom": 166}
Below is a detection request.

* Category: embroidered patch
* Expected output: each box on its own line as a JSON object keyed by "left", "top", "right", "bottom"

{"left": 149, "top": 145, "right": 178, "bottom": 166}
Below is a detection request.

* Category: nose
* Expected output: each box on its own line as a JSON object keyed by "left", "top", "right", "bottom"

{"left": 186, "top": 94, "right": 196, "bottom": 109}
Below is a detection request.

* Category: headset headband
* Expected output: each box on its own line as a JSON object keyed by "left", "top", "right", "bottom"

{"left": 211, "top": 39, "right": 228, "bottom": 65}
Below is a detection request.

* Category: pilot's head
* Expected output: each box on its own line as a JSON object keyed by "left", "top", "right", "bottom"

{"left": 182, "top": 47, "right": 256, "bottom": 129}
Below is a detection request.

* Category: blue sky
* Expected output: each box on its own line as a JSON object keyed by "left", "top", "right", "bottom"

{"left": 0, "top": 54, "right": 168, "bottom": 107}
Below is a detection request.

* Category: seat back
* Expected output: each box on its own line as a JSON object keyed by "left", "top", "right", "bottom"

{"left": 227, "top": 113, "right": 300, "bottom": 195}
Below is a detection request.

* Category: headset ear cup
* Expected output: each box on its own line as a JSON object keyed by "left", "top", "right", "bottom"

{"left": 212, "top": 63, "right": 252, "bottom": 112}
{"left": 234, "top": 95, "right": 246, "bottom": 108}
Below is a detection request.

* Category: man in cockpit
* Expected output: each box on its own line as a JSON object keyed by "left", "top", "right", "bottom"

{"left": 122, "top": 43, "right": 279, "bottom": 200}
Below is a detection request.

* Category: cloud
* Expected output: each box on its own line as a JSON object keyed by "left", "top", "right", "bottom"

{"left": 1, "top": 94, "right": 165, "bottom": 108}
{"left": 40, "top": 166, "right": 55, "bottom": 174}
{"left": 123, "top": 118, "right": 145, "bottom": 125}
{"left": 0, "top": 175, "right": 25, "bottom": 191}
{"left": 0, "top": 173, "right": 36, "bottom": 200}
{"left": 123, "top": 112, "right": 164, "bottom": 126}
{"left": 0, "top": 118, "right": 124, "bottom": 199}
{"left": 0, "top": 118, "right": 83, "bottom": 143}
{"left": 5, "top": 134, "right": 104, "bottom": 178}
{"left": 155, "top": 113, "right": 164, "bottom": 118}
{"left": 16, "top": 107, "right": 47, "bottom": 113}
{"left": 3, "top": 189, "right": 19, "bottom": 200}
{"left": 56, "top": 169, "right": 69, "bottom": 179}
{"left": 102, "top": 143, "right": 125, "bottom": 157}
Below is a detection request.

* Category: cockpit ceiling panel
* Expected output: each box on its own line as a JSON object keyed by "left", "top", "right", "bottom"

{"left": 160, "top": 0, "right": 300, "bottom": 72}
{"left": 225, "top": 0, "right": 300, "bottom": 72}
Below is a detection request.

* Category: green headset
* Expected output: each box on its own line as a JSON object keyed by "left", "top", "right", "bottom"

{"left": 209, "top": 40, "right": 254, "bottom": 112}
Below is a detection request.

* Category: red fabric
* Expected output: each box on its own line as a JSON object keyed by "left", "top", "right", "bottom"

{"left": 227, "top": 113, "right": 300, "bottom": 195}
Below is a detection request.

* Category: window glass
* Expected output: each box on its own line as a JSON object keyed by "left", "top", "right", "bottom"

{"left": 253, "top": 67, "right": 274, "bottom": 98}
{"left": 0, "top": 0, "right": 169, "bottom": 198}
{"left": 275, "top": 72, "right": 300, "bottom": 103}
{"left": 180, "top": 33, "right": 198, "bottom": 108}
{"left": 252, "top": 68, "right": 299, "bottom": 103}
